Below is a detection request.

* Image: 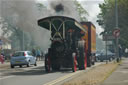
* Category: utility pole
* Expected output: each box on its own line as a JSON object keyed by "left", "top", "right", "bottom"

{"left": 23, "top": 31, "right": 24, "bottom": 51}
{"left": 115, "top": 0, "right": 119, "bottom": 62}
{"left": 115, "top": 0, "right": 118, "bottom": 28}
{"left": 105, "top": 34, "right": 108, "bottom": 64}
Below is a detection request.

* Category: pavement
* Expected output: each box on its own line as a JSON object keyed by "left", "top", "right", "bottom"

{"left": 0, "top": 61, "right": 10, "bottom": 69}
{"left": 101, "top": 58, "right": 128, "bottom": 85}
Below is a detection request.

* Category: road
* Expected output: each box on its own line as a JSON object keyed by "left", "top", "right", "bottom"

{"left": 0, "top": 61, "right": 102, "bottom": 85}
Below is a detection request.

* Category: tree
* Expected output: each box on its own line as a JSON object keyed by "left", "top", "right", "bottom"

{"left": 74, "top": 0, "right": 88, "bottom": 21}
{"left": 0, "top": 2, "right": 46, "bottom": 51}
{"left": 36, "top": 3, "right": 46, "bottom": 11}
{"left": 0, "top": 18, "right": 10, "bottom": 37}
{"left": 97, "top": 0, "right": 128, "bottom": 50}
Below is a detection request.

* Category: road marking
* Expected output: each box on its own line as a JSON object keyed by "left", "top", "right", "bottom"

{"left": 43, "top": 63, "right": 102, "bottom": 85}
{"left": 0, "top": 76, "right": 14, "bottom": 80}
{"left": 44, "top": 71, "right": 83, "bottom": 85}
{"left": 0, "top": 62, "right": 44, "bottom": 80}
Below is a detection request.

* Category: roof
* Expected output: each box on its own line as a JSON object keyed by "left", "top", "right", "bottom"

{"left": 38, "top": 16, "right": 87, "bottom": 33}
{"left": 81, "top": 22, "right": 96, "bottom": 29}
{"left": 0, "top": 36, "right": 11, "bottom": 43}
{"left": 38, "top": 16, "right": 75, "bottom": 23}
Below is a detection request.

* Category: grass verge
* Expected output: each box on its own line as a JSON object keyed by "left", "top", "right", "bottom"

{"left": 63, "top": 62, "right": 120, "bottom": 85}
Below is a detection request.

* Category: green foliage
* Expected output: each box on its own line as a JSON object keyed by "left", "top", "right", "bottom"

{"left": 97, "top": 0, "right": 128, "bottom": 48}
{"left": 0, "top": 18, "right": 10, "bottom": 37}
{"left": 0, "top": 2, "right": 46, "bottom": 51}
{"left": 74, "top": 0, "right": 88, "bottom": 21}
{"left": 36, "top": 3, "right": 46, "bottom": 11}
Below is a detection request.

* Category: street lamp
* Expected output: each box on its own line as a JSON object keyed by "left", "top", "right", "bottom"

{"left": 115, "top": 0, "right": 118, "bottom": 28}
{"left": 115, "top": 0, "right": 119, "bottom": 62}
{"left": 23, "top": 30, "right": 24, "bottom": 51}
{"left": 105, "top": 32, "right": 108, "bottom": 64}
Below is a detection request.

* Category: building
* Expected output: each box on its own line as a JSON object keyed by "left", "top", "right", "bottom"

{"left": 0, "top": 36, "right": 11, "bottom": 50}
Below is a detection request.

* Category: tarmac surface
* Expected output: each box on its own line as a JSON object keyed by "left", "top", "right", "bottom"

{"left": 0, "top": 60, "right": 102, "bottom": 85}
{"left": 101, "top": 58, "right": 128, "bottom": 85}
{"left": 1, "top": 58, "right": 128, "bottom": 85}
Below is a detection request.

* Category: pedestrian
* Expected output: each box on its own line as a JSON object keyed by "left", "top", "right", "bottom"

{"left": 0, "top": 54, "right": 4, "bottom": 64}
{"left": 119, "top": 45, "right": 122, "bottom": 60}
{"left": 125, "top": 48, "right": 128, "bottom": 58}
{"left": 36, "top": 49, "right": 41, "bottom": 61}
{"left": 32, "top": 48, "right": 36, "bottom": 56}
{"left": 41, "top": 51, "right": 44, "bottom": 60}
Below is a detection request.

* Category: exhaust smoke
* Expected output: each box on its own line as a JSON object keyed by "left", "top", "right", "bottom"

{"left": 1, "top": 0, "right": 51, "bottom": 51}
{"left": 54, "top": 4, "right": 64, "bottom": 12}
{"left": 46, "top": 0, "right": 80, "bottom": 21}
{"left": 1, "top": 0, "right": 80, "bottom": 51}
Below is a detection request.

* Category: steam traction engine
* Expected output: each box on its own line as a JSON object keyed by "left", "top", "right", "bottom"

{"left": 38, "top": 16, "right": 88, "bottom": 72}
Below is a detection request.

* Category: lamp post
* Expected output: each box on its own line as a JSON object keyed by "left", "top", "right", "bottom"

{"left": 105, "top": 33, "right": 108, "bottom": 64}
{"left": 115, "top": 0, "right": 118, "bottom": 28}
{"left": 115, "top": 0, "right": 119, "bottom": 62}
{"left": 23, "top": 31, "right": 24, "bottom": 51}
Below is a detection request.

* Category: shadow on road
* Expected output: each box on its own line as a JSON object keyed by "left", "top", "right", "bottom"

{"left": 8, "top": 66, "right": 73, "bottom": 76}
{"left": 9, "top": 66, "right": 48, "bottom": 76}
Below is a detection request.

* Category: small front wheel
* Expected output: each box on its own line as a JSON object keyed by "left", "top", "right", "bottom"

{"left": 34, "top": 62, "right": 37, "bottom": 66}
{"left": 27, "top": 61, "right": 30, "bottom": 67}
{"left": 19, "top": 65, "right": 22, "bottom": 68}
{"left": 11, "top": 65, "right": 14, "bottom": 68}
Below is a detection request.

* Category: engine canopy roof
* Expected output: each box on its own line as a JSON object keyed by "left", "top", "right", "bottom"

{"left": 38, "top": 16, "right": 86, "bottom": 33}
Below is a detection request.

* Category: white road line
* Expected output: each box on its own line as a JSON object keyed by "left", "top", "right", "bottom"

{"left": 43, "top": 62, "right": 102, "bottom": 85}
{"left": 44, "top": 71, "right": 83, "bottom": 85}
{"left": 0, "top": 76, "right": 15, "bottom": 80}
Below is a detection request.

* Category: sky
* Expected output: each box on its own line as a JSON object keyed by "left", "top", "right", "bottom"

{"left": 0, "top": 1, "right": 1, "bottom": 34}
{"left": 37, "top": 0, "right": 104, "bottom": 37}
{"left": 0, "top": 0, "right": 104, "bottom": 37}
{"left": 79, "top": 0, "right": 104, "bottom": 36}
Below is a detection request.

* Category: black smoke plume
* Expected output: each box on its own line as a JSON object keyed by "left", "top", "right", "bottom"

{"left": 54, "top": 4, "right": 64, "bottom": 12}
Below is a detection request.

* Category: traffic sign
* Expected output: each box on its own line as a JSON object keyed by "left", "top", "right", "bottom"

{"left": 103, "top": 35, "right": 115, "bottom": 41}
{"left": 113, "top": 29, "right": 120, "bottom": 37}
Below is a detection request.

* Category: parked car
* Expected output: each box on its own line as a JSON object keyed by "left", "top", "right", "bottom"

{"left": 96, "top": 50, "right": 115, "bottom": 62}
{"left": 10, "top": 51, "right": 37, "bottom": 68}
{"left": 95, "top": 51, "right": 102, "bottom": 62}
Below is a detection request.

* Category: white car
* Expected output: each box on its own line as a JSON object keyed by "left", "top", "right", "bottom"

{"left": 10, "top": 51, "right": 37, "bottom": 68}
